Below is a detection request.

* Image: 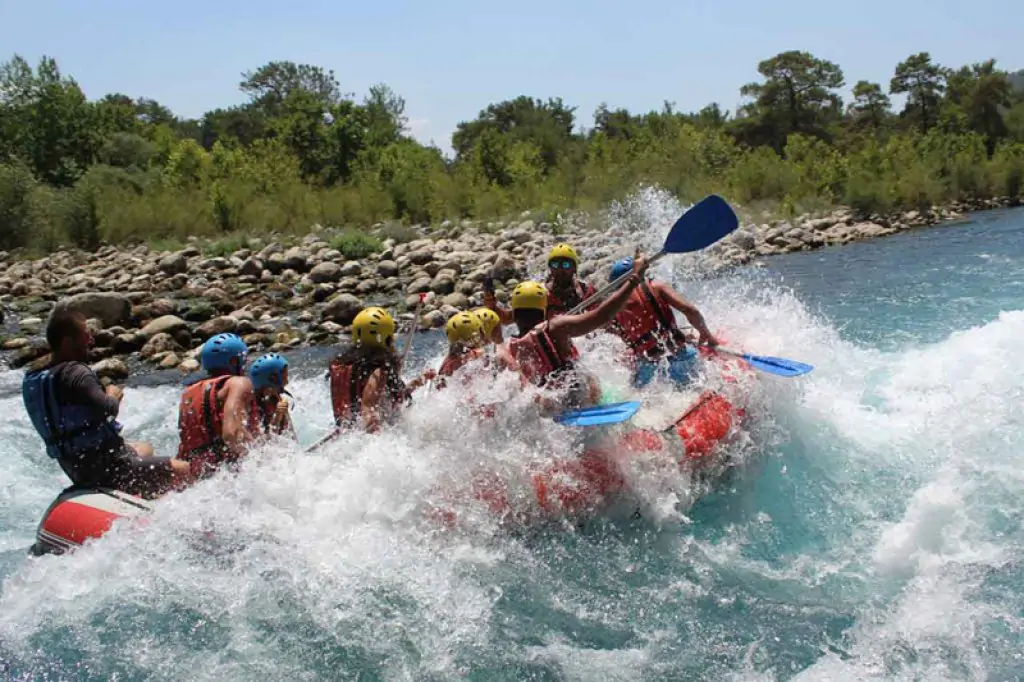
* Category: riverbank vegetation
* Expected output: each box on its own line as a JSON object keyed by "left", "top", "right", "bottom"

{"left": 1, "top": 51, "right": 1022, "bottom": 254}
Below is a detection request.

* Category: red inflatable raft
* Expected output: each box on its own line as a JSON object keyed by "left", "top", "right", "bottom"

{"left": 31, "top": 487, "right": 152, "bottom": 556}
{"left": 428, "top": 347, "right": 754, "bottom": 526}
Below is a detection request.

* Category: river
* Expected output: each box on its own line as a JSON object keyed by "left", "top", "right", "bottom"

{"left": 2, "top": 195, "right": 1023, "bottom": 681}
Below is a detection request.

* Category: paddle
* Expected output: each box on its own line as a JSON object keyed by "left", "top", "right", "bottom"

{"left": 713, "top": 348, "right": 814, "bottom": 377}
{"left": 553, "top": 400, "right": 642, "bottom": 427}
{"left": 567, "top": 194, "right": 739, "bottom": 315}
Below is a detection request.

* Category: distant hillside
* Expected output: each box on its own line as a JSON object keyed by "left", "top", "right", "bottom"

{"left": 1009, "top": 69, "right": 1024, "bottom": 93}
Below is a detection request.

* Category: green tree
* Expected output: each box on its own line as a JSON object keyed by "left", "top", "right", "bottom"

{"left": 737, "top": 50, "right": 845, "bottom": 151}
{"left": 363, "top": 84, "right": 407, "bottom": 148}
{"left": 890, "top": 52, "right": 947, "bottom": 133}
{"left": 846, "top": 81, "right": 891, "bottom": 131}
{"left": 944, "top": 59, "right": 1012, "bottom": 151}
{"left": 240, "top": 61, "right": 341, "bottom": 115}
{"left": 452, "top": 96, "right": 577, "bottom": 175}
{"left": 0, "top": 54, "right": 99, "bottom": 185}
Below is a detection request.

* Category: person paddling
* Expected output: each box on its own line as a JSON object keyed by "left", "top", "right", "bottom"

{"left": 483, "top": 243, "right": 597, "bottom": 325}
{"left": 496, "top": 256, "right": 649, "bottom": 413}
{"left": 543, "top": 243, "right": 598, "bottom": 318}
{"left": 328, "top": 307, "right": 431, "bottom": 433}
{"left": 434, "top": 312, "right": 487, "bottom": 390}
{"left": 22, "top": 309, "right": 192, "bottom": 498}
{"left": 176, "top": 333, "right": 261, "bottom": 479}
{"left": 605, "top": 257, "right": 720, "bottom": 387}
{"left": 249, "top": 352, "right": 296, "bottom": 439}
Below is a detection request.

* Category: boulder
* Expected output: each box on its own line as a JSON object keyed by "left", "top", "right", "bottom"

{"left": 340, "top": 261, "right": 363, "bottom": 277}
{"left": 196, "top": 316, "right": 239, "bottom": 340}
{"left": 321, "top": 293, "right": 363, "bottom": 324}
{"left": 141, "top": 332, "right": 181, "bottom": 358}
{"left": 141, "top": 314, "right": 189, "bottom": 337}
{"left": 430, "top": 272, "right": 456, "bottom": 295}
{"left": 159, "top": 353, "right": 182, "bottom": 369}
{"left": 407, "top": 277, "right": 431, "bottom": 295}
{"left": 91, "top": 358, "right": 130, "bottom": 381}
{"left": 421, "top": 309, "right": 446, "bottom": 329}
{"left": 282, "top": 247, "right": 309, "bottom": 272}
{"left": 442, "top": 292, "right": 470, "bottom": 309}
{"left": 309, "top": 262, "right": 343, "bottom": 283}
{"left": 111, "top": 333, "right": 145, "bottom": 354}
{"left": 158, "top": 252, "right": 188, "bottom": 275}
{"left": 490, "top": 254, "right": 520, "bottom": 281}
{"left": 239, "top": 258, "right": 264, "bottom": 277}
{"left": 376, "top": 260, "right": 400, "bottom": 277}
{"left": 52, "top": 292, "right": 132, "bottom": 328}
{"left": 178, "top": 358, "right": 200, "bottom": 374}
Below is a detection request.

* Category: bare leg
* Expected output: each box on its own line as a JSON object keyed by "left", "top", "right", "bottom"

{"left": 127, "top": 441, "right": 155, "bottom": 458}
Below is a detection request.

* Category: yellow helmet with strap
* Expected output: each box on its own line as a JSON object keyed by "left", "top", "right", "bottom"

{"left": 473, "top": 308, "right": 501, "bottom": 337}
{"left": 510, "top": 281, "right": 548, "bottom": 311}
{"left": 446, "top": 311, "right": 483, "bottom": 345}
{"left": 548, "top": 243, "right": 579, "bottom": 265}
{"left": 351, "top": 307, "right": 395, "bottom": 348}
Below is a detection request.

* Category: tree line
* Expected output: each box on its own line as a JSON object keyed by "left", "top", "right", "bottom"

{"left": 1, "top": 51, "right": 1022, "bottom": 253}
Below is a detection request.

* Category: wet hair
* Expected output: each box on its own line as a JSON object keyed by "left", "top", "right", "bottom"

{"left": 46, "top": 309, "right": 87, "bottom": 352}
{"left": 512, "top": 309, "right": 545, "bottom": 337}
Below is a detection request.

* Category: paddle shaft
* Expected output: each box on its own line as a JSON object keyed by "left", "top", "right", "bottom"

{"left": 399, "top": 294, "right": 426, "bottom": 368}
{"left": 566, "top": 249, "right": 668, "bottom": 316}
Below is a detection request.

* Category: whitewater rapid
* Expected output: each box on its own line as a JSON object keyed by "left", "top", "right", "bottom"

{"left": 2, "top": 189, "right": 1023, "bottom": 680}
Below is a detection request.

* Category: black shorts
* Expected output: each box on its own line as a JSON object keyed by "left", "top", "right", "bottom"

{"left": 60, "top": 443, "right": 175, "bottom": 500}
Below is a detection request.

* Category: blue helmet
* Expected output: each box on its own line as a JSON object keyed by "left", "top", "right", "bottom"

{"left": 609, "top": 257, "right": 634, "bottom": 281}
{"left": 249, "top": 353, "right": 289, "bottom": 390}
{"left": 200, "top": 333, "right": 248, "bottom": 375}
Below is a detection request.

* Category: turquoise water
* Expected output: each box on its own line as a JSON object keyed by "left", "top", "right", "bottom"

{"left": 2, "top": 197, "right": 1023, "bottom": 681}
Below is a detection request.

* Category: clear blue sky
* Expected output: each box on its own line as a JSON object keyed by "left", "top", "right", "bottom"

{"left": 1, "top": 0, "right": 1021, "bottom": 153}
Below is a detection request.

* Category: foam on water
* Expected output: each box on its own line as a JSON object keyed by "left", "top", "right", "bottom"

{"left": 2, "top": 191, "right": 1024, "bottom": 680}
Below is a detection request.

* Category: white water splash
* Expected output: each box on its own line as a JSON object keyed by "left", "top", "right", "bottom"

{"left": 2, "top": 190, "right": 1023, "bottom": 680}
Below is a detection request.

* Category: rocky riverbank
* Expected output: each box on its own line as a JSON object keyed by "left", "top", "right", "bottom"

{"left": 1, "top": 196, "right": 1018, "bottom": 378}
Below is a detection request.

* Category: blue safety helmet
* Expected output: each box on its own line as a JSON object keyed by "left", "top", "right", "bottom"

{"left": 200, "top": 333, "right": 248, "bottom": 375}
{"left": 609, "top": 257, "right": 634, "bottom": 281}
{"left": 249, "top": 353, "right": 289, "bottom": 390}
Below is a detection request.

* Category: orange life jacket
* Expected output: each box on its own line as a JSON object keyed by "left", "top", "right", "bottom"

{"left": 611, "top": 282, "right": 687, "bottom": 359}
{"left": 436, "top": 347, "right": 486, "bottom": 390}
{"left": 544, "top": 279, "right": 596, "bottom": 319}
{"left": 177, "top": 376, "right": 260, "bottom": 476}
{"left": 507, "top": 325, "right": 579, "bottom": 388}
{"left": 329, "top": 358, "right": 406, "bottom": 427}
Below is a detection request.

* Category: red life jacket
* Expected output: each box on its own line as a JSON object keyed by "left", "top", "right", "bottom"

{"left": 436, "top": 347, "right": 485, "bottom": 390}
{"left": 544, "top": 279, "right": 596, "bottom": 319}
{"left": 177, "top": 376, "right": 260, "bottom": 476}
{"left": 508, "top": 325, "right": 579, "bottom": 388}
{"left": 329, "top": 358, "right": 406, "bottom": 427}
{"left": 611, "top": 282, "right": 687, "bottom": 359}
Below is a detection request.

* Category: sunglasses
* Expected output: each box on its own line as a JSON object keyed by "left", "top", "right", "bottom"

{"left": 548, "top": 259, "right": 575, "bottom": 270}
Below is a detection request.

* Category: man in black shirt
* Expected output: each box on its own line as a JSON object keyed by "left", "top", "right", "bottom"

{"left": 22, "top": 309, "right": 192, "bottom": 498}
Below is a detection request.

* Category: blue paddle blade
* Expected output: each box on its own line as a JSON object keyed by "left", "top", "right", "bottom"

{"left": 739, "top": 353, "right": 815, "bottom": 377}
{"left": 553, "top": 400, "right": 642, "bottom": 427}
{"left": 663, "top": 195, "right": 740, "bottom": 254}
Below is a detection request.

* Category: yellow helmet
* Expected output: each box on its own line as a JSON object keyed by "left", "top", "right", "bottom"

{"left": 351, "top": 307, "right": 395, "bottom": 348}
{"left": 510, "top": 281, "right": 547, "bottom": 311}
{"left": 548, "top": 243, "right": 579, "bottom": 265}
{"left": 473, "top": 308, "right": 500, "bottom": 337}
{"left": 446, "top": 311, "right": 483, "bottom": 345}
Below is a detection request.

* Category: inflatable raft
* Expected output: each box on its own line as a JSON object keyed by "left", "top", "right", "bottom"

{"left": 428, "top": 347, "right": 754, "bottom": 526}
{"left": 31, "top": 486, "right": 152, "bottom": 556}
